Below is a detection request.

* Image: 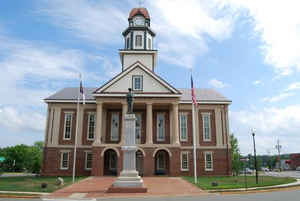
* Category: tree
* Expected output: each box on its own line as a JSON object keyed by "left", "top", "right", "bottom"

{"left": 230, "top": 134, "right": 242, "bottom": 175}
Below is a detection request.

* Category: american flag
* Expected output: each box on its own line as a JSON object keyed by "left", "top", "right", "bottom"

{"left": 191, "top": 75, "right": 197, "bottom": 106}
{"left": 79, "top": 74, "right": 85, "bottom": 104}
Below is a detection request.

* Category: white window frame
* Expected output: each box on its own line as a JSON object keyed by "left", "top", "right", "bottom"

{"left": 87, "top": 112, "right": 96, "bottom": 141}
{"left": 204, "top": 151, "right": 213, "bottom": 171}
{"left": 85, "top": 151, "right": 92, "bottom": 170}
{"left": 181, "top": 151, "right": 189, "bottom": 171}
{"left": 135, "top": 34, "right": 143, "bottom": 47}
{"left": 179, "top": 112, "right": 188, "bottom": 142}
{"left": 63, "top": 112, "right": 73, "bottom": 140}
{"left": 110, "top": 112, "right": 120, "bottom": 141}
{"left": 156, "top": 113, "right": 165, "bottom": 141}
{"left": 60, "top": 151, "right": 70, "bottom": 170}
{"left": 202, "top": 112, "right": 211, "bottom": 141}
{"left": 132, "top": 75, "right": 143, "bottom": 91}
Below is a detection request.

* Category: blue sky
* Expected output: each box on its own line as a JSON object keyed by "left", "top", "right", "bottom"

{"left": 1, "top": 0, "right": 300, "bottom": 155}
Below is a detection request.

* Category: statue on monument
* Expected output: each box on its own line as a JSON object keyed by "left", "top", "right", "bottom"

{"left": 126, "top": 88, "right": 134, "bottom": 114}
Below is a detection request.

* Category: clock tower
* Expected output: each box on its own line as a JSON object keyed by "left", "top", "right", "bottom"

{"left": 120, "top": 7, "right": 157, "bottom": 71}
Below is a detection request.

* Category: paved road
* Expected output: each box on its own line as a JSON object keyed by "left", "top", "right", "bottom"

{"left": 1, "top": 189, "right": 300, "bottom": 201}
{"left": 265, "top": 171, "right": 300, "bottom": 178}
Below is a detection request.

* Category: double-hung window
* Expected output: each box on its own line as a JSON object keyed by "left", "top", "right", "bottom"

{"left": 157, "top": 113, "right": 165, "bottom": 141}
{"left": 204, "top": 152, "right": 213, "bottom": 171}
{"left": 63, "top": 112, "right": 73, "bottom": 140}
{"left": 180, "top": 112, "right": 188, "bottom": 141}
{"left": 181, "top": 152, "right": 189, "bottom": 171}
{"left": 111, "top": 112, "right": 119, "bottom": 141}
{"left": 132, "top": 75, "right": 143, "bottom": 91}
{"left": 202, "top": 113, "right": 211, "bottom": 141}
{"left": 136, "top": 35, "right": 142, "bottom": 47}
{"left": 60, "top": 151, "right": 69, "bottom": 170}
{"left": 87, "top": 112, "right": 96, "bottom": 140}
{"left": 85, "top": 151, "right": 92, "bottom": 170}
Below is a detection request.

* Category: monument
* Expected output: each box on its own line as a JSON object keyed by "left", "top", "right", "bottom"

{"left": 107, "top": 88, "right": 147, "bottom": 193}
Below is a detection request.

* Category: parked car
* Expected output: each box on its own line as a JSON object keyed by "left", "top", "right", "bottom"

{"left": 240, "top": 168, "right": 253, "bottom": 174}
{"left": 261, "top": 167, "right": 269, "bottom": 172}
{"left": 296, "top": 166, "right": 300, "bottom": 171}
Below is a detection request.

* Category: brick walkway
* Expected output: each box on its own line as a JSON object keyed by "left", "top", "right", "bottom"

{"left": 46, "top": 177, "right": 208, "bottom": 199}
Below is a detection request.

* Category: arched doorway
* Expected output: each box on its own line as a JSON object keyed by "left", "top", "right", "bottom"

{"left": 136, "top": 150, "right": 144, "bottom": 176}
{"left": 103, "top": 149, "right": 118, "bottom": 176}
{"left": 154, "top": 150, "right": 169, "bottom": 175}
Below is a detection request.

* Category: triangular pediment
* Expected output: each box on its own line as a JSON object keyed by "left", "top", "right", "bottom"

{"left": 94, "top": 61, "right": 181, "bottom": 96}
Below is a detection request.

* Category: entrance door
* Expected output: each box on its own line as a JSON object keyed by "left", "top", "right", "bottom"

{"left": 135, "top": 113, "right": 142, "bottom": 144}
{"left": 136, "top": 150, "right": 144, "bottom": 176}
{"left": 155, "top": 150, "right": 169, "bottom": 175}
{"left": 104, "top": 149, "right": 118, "bottom": 176}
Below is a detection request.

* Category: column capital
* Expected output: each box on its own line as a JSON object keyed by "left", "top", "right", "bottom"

{"left": 146, "top": 101, "right": 153, "bottom": 105}
{"left": 96, "top": 100, "right": 103, "bottom": 105}
{"left": 171, "top": 102, "right": 179, "bottom": 106}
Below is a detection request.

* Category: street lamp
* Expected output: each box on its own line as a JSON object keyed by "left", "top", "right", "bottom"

{"left": 251, "top": 129, "right": 258, "bottom": 184}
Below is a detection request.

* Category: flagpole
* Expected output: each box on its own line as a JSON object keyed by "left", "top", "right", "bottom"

{"left": 72, "top": 74, "right": 81, "bottom": 184}
{"left": 192, "top": 101, "right": 198, "bottom": 184}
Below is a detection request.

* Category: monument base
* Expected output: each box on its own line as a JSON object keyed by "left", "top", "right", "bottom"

{"left": 107, "top": 170, "right": 147, "bottom": 193}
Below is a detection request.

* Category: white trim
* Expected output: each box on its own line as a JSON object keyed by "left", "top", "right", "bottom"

{"left": 94, "top": 62, "right": 179, "bottom": 94}
{"left": 181, "top": 151, "right": 189, "bottom": 171}
{"left": 202, "top": 112, "right": 211, "bottom": 142}
{"left": 110, "top": 112, "right": 120, "bottom": 141}
{"left": 63, "top": 113, "right": 73, "bottom": 140}
{"left": 84, "top": 151, "right": 92, "bottom": 170}
{"left": 204, "top": 151, "right": 213, "bottom": 171}
{"left": 60, "top": 151, "right": 70, "bottom": 170}
{"left": 44, "top": 100, "right": 96, "bottom": 103}
{"left": 94, "top": 94, "right": 181, "bottom": 97}
{"left": 180, "top": 101, "right": 231, "bottom": 105}
{"left": 179, "top": 112, "right": 188, "bottom": 142}
{"left": 87, "top": 112, "right": 96, "bottom": 141}
{"left": 156, "top": 112, "right": 165, "bottom": 142}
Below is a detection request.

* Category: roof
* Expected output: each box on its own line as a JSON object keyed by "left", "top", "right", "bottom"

{"left": 45, "top": 88, "right": 231, "bottom": 103}
{"left": 129, "top": 8, "right": 150, "bottom": 20}
{"left": 179, "top": 88, "right": 231, "bottom": 103}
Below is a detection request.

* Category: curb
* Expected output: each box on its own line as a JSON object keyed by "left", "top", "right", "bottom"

{"left": 208, "top": 179, "right": 300, "bottom": 193}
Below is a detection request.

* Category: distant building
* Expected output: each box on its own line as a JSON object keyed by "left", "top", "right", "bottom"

{"left": 41, "top": 7, "right": 232, "bottom": 177}
{"left": 290, "top": 153, "right": 300, "bottom": 169}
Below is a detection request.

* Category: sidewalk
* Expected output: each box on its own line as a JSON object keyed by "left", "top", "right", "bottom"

{"left": 44, "top": 177, "right": 208, "bottom": 199}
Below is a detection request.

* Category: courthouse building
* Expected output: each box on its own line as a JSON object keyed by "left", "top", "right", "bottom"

{"left": 42, "top": 7, "right": 232, "bottom": 177}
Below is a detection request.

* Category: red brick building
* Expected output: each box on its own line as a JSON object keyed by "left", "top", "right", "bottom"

{"left": 290, "top": 153, "right": 300, "bottom": 170}
{"left": 41, "top": 7, "right": 232, "bottom": 177}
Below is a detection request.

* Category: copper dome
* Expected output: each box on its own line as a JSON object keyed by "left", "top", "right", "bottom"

{"left": 129, "top": 8, "right": 150, "bottom": 20}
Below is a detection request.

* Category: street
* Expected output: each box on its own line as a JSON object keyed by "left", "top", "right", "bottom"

{"left": 265, "top": 171, "right": 300, "bottom": 179}
{"left": 1, "top": 189, "right": 300, "bottom": 201}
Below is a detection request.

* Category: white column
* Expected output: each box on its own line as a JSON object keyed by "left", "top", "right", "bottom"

{"left": 172, "top": 103, "right": 180, "bottom": 145}
{"left": 121, "top": 102, "right": 128, "bottom": 145}
{"left": 146, "top": 103, "right": 153, "bottom": 144}
{"left": 94, "top": 102, "right": 103, "bottom": 145}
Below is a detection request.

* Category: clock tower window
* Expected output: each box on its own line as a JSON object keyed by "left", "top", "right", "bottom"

{"left": 126, "top": 38, "right": 130, "bottom": 49}
{"left": 136, "top": 35, "right": 142, "bottom": 47}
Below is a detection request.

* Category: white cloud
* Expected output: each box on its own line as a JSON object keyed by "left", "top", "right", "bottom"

{"left": 36, "top": 0, "right": 236, "bottom": 69}
{"left": 231, "top": 105, "right": 300, "bottom": 154}
{"left": 253, "top": 80, "right": 262, "bottom": 85}
{"left": 262, "top": 92, "right": 295, "bottom": 103}
{"left": 208, "top": 79, "right": 229, "bottom": 88}
{"left": 285, "top": 82, "right": 300, "bottom": 92}
{"left": 0, "top": 106, "right": 45, "bottom": 132}
{"left": 36, "top": 0, "right": 127, "bottom": 45}
{"left": 218, "top": 0, "right": 300, "bottom": 75}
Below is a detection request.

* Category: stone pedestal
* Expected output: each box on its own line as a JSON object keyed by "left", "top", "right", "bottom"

{"left": 107, "top": 114, "right": 147, "bottom": 193}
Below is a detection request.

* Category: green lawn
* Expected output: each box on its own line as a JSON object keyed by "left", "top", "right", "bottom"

{"left": 184, "top": 176, "right": 296, "bottom": 190}
{"left": 0, "top": 176, "right": 86, "bottom": 193}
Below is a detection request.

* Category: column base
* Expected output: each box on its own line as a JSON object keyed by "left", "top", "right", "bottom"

{"left": 107, "top": 170, "right": 147, "bottom": 193}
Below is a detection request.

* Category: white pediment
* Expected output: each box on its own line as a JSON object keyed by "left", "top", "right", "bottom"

{"left": 94, "top": 62, "right": 180, "bottom": 95}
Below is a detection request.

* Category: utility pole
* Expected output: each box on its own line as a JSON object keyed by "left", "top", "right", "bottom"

{"left": 275, "top": 140, "right": 282, "bottom": 171}
{"left": 252, "top": 130, "right": 258, "bottom": 184}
